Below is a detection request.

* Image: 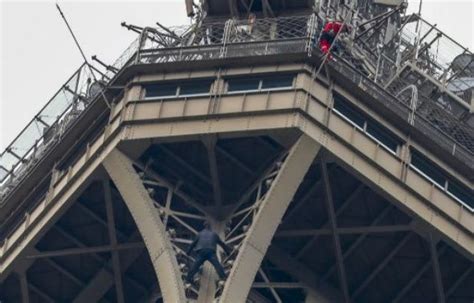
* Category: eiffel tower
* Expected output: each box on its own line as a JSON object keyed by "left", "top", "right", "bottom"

{"left": 1, "top": 0, "right": 473, "bottom": 302}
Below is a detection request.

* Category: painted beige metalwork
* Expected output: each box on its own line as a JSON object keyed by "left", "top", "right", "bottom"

{"left": 103, "top": 149, "right": 186, "bottom": 303}
{"left": 220, "top": 135, "right": 321, "bottom": 302}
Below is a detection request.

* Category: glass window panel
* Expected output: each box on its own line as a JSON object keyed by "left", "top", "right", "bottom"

{"left": 40, "top": 89, "right": 76, "bottom": 126}
{"left": 261, "top": 75, "right": 294, "bottom": 89}
{"left": 145, "top": 83, "right": 178, "bottom": 98}
{"left": 9, "top": 122, "right": 44, "bottom": 158}
{"left": 333, "top": 95, "right": 365, "bottom": 128}
{"left": 0, "top": 166, "right": 8, "bottom": 181}
{"left": 366, "top": 122, "right": 400, "bottom": 152}
{"left": 180, "top": 80, "right": 213, "bottom": 95}
{"left": 448, "top": 181, "right": 474, "bottom": 208}
{"left": 64, "top": 67, "right": 81, "bottom": 93}
{"left": 410, "top": 150, "right": 446, "bottom": 186}
{"left": 0, "top": 152, "right": 18, "bottom": 172}
{"left": 228, "top": 78, "right": 260, "bottom": 92}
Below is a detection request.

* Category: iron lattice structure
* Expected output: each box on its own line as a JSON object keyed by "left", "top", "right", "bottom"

{"left": 0, "top": 1, "right": 473, "bottom": 303}
{"left": 1, "top": 8, "right": 473, "bottom": 203}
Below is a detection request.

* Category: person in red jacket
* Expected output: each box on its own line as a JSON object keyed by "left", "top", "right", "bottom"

{"left": 319, "top": 19, "right": 348, "bottom": 57}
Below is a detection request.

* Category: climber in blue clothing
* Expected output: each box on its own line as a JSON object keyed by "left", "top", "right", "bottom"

{"left": 185, "top": 221, "right": 230, "bottom": 283}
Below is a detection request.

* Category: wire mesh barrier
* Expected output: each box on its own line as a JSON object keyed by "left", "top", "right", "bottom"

{"left": 104, "top": 37, "right": 140, "bottom": 79}
{"left": 402, "top": 18, "right": 472, "bottom": 94}
{"left": 136, "top": 15, "right": 313, "bottom": 65}
{"left": 1, "top": 13, "right": 473, "bottom": 205}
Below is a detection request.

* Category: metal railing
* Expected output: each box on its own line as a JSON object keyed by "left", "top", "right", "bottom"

{"left": 1, "top": 13, "right": 473, "bottom": 204}
{"left": 135, "top": 15, "right": 313, "bottom": 65}
{"left": 0, "top": 64, "right": 91, "bottom": 195}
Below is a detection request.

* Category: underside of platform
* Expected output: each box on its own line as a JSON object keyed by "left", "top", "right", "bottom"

{"left": 1, "top": 131, "right": 472, "bottom": 303}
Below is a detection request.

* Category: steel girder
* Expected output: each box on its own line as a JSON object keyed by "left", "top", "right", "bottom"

{"left": 103, "top": 149, "right": 187, "bottom": 303}
{"left": 220, "top": 134, "right": 321, "bottom": 302}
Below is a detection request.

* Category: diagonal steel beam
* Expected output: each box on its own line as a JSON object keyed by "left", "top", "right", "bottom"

{"left": 276, "top": 225, "right": 412, "bottom": 237}
{"left": 29, "top": 283, "right": 55, "bottom": 303}
{"left": 133, "top": 160, "right": 207, "bottom": 214}
{"left": 392, "top": 246, "right": 448, "bottom": 303}
{"left": 351, "top": 233, "right": 412, "bottom": 299}
{"left": 283, "top": 177, "right": 324, "bottom": 223}
{"left": 216, "top": 145, "right": 253, "bottom": 175}
{"left": 72, "top": 235, "right": 144, "bottom": 303}
{"left": 321, "top": 162, "right": 350, "bottom": 303}
{"left": 53, "top": 224, "right": 146, "bottom": 300}
{"left": 19, "top": 272, "right": 30, "bottom": 303}
{"left": 445, "top": 263, "right": 473, "bottom": 298}
{"left": 248, "top": 290, "right": 274, "bottom": 303}
{"left": 429, "top": 234, "right": 445, "bottom": 303}
{"left": 320, "top": 205, "right": 393, "bottom": 282}
{"left": 295, "top": 185, "right": 364, "bottom": 259}
{"left": 75, "top": 202, "right": 127, "bottom": 240}
{"left": 266, "top": 245, "right": 345, "bottom": 303}
{"left": 160, "top": 145, "right": 212, "bottom": 186}
{"left": 203, "top": 136, "right": 223, "bottom": 208}
{"left": 103, "top": 149, "right": 186, "bottom": 302}
{"left": 44, "top": 257, "right": 85, "bottom": 287}
{"left": 258, "top": 268, "right": 283, "bottom": 303}
{"left": 26, "top": 242, "right": 144, "bottom": 259}
{"left": 220, "top": 135, "right": 321, "bottom": 303}
{"left": 226, "top": 151, "right": 287, "bottom": 218}
{"left": 252, "top": 282, "right": 305, "bottom": 289}
{"left": 103, "top": 178, "right": 125, "bottom": 303}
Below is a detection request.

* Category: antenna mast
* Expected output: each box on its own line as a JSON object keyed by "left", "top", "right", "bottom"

{"left": 55, "top": 3, "right": 111, "bottom": 108}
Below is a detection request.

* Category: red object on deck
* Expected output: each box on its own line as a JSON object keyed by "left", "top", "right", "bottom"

{"left": 319, "top": 21, "right": 346, "bottom": 58}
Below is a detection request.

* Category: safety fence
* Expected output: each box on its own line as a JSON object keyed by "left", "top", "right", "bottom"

{"left": 1, "top": 13, "right": 473, "bottom": 204}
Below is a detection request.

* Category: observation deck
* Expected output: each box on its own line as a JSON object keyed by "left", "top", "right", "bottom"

{"left": 0, "top": 1, "right": 473, "bottom": 302}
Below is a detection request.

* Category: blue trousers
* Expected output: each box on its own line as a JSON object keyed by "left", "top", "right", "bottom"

{"left": 186, "top": 249, "right": 226, "bottom": 282}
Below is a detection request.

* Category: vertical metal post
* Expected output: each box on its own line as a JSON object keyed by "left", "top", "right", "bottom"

{"left": 19, "top": 271, "right": 30, "bottom": 303}
{"left": 220, "top": 19, "right": 234, "bottom": 58}
{"left": 429, "top": 235, "right": 446, "bottom": 303}
{"left": 321, "top": 161, "right": 350, "bottom": 303}
{"left": 103, "top": 178, "right": 125, "bottom": 303}
{"left": 306, "top": 13, "right": 318, "bottom": 56}
{"left": 413, "top": 0, "right": 423, "bottom": 61}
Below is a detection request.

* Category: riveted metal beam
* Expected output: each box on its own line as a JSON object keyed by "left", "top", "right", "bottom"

{"left": 321, "top": 162, "right": 350, "bottom": 303}
{"left": 19, "top": 272, "right": 30, "bottom": 303}
{"left": 320, "top": 205, "right": 394, "bottom": 282}
{"left": 103, "top": 178, "right": 125, "bottom": 303}
{"left": 266, "top": 245, "right": 345, "bottom": 303}
{"left": 103, "top": 149, "right": 186, "bottom": 303}
{"left": 276, "top": 225, "right": 412, "bottom": 237}
{"left": 72, "top": 236, "right": 145, "bottom": 303}
{"left": 294, "top": 184, "right": 365, "bottom": 260}
{"left": 220, "top": 134, "right": 321, "bottom": 303}
{"left": 429, "top": 234, "right": 446, "bottom": 303}
{"left": 445, "top": 264, "right": 473, "bottom": 298}
{"left": 351, "top": 233, "right": 412, "bottom": 299}
{"left": 392, "top": 246, "right": 448, "bottom": 303}
{"left": 203, "top": 136, "right": 224, "bottom": 209}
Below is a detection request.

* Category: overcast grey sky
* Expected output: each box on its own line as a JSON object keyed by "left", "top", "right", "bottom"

{"left": 0, "top": 0, "right": 473, "bottom": 151}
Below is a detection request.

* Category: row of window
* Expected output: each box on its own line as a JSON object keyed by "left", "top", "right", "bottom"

{"left": 227, "top": 75, "right": 294, "bottom": 92}
{"left": 144, "top": 74, "right": 295, "bottom": 98}
{"left": 333, "top": 94, "right": 472, "bottom": 210}
{"left": 411, "top": 150, "right": 473, "bottom": 209}
{"left": 333, "top": 94, "right": 402, "bottom": 153}
{"left": 145, "top": 79, "right": 214, "bottom": 98}
{"left": 144, "top": 77, "right": 473, "bottom": 210}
